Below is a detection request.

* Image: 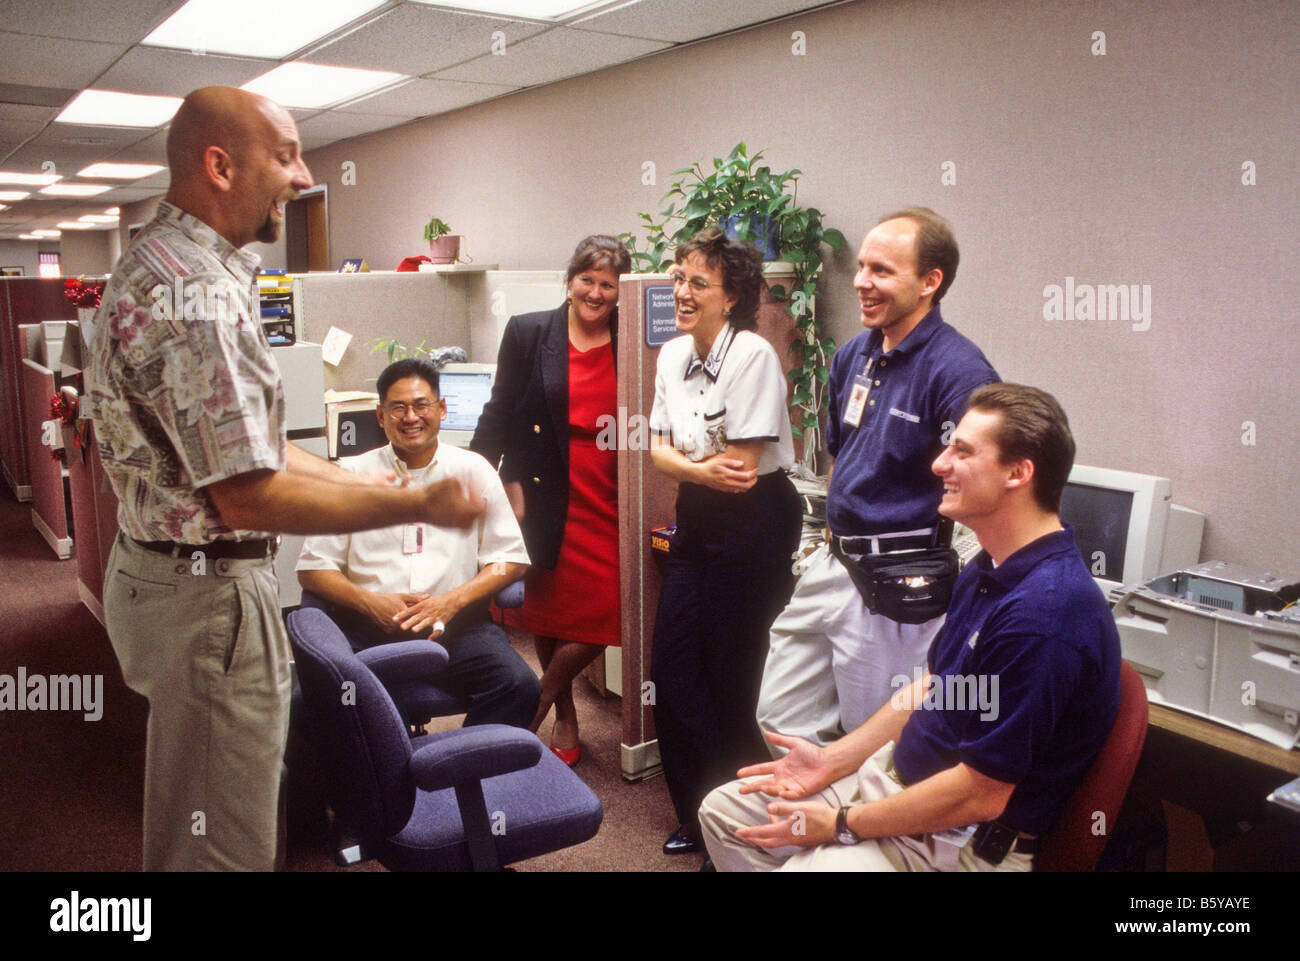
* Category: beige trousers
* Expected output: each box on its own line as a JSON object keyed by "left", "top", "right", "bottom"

{"left": 699, "top": 743, "right": 1033, "bottom": 872}
{"left": 104, "top": 534, "right": 291, "bottom": 871}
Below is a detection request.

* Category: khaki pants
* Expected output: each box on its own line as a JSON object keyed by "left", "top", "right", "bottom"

{"left": 104, "top": 534, "right": 291, "bottom": 871}
{"left": 699, "top": 743, "right": 1033, "bottom": 872}
{"left": 756, "top": 545, "right": 944, "bottom": 751}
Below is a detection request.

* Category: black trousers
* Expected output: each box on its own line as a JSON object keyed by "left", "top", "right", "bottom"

{"left": 651, "top": 471, "right": 803, "bottom": 827}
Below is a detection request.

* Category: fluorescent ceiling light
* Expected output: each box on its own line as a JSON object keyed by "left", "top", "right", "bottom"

{"left": 56, "top": 90, "right": 183, "bottom": 128}
{"left": 58, "top": 221, "right": 97, "bottom": 230}
{"left": 80, "top": 215, "right": 121, "bottom": 223}
{"left": 0, "top": 171, "right": 61, "bottom": 186}
{"left": 19, "top": 234, "right": 43, "bottom": 240}
{"left": 0, "top": 204, "right": 7, "bottom": 212}
{"left": 0, "top": 190, "right": 31, "bottom": 201}
{"left": 243, "top": 62, "right": 405, "bottom": 109}
{"left": 32, "top": 229, "right": 62, "bottom": 237}
{"left": 104, "top": 207, "right": 121, "bottom": 215}
{"left": 77, "top": 163, "right": 166, "bottom": 180}
{"left": 410, "top": 0, "right": 607, "bottom": 18}
{"left": 144, "top": 0, "right": 387, "bottom": 59}
{"left": 40, "top": 183, "right": 112, "bottom": 197}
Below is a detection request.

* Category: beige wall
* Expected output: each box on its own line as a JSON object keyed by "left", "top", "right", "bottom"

{"left": 0, "top": 240, "right": 41, "bottom": 276}
{"left": 59, "top": 229, "right": 113, "bottom": 275}
{"left": 298, "top": 0, "right": 1297, "bottom": 571}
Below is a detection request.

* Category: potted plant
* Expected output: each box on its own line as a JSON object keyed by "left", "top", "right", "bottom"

{"left": 621, "top": 142, "right": 846, "bottom": 474}
{"left": 423, "top": 217, "right": 461, "bottom": 264}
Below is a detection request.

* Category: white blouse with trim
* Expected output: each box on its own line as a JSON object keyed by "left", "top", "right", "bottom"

{"left": 650, "top": 324, "right": 794, "bottom": 475}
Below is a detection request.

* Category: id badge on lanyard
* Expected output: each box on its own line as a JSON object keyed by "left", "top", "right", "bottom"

{"left": 842, "top": 356, "right": 877, "bottom": 429}
{"left": 403, "top": 523, "right": 424, "bottom": 554}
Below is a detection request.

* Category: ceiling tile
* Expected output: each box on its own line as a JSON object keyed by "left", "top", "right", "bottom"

{"left": 5, "top": 139, "right": 147, "bottom": 179}
{"left": 0, "top": 0, "right": 182, "bottom": 44}
{"left": 303, "top": 5, "right": 549, "bottom": 77}
{"left": 107, "top": 130, "right": 169, "bottom": 164}
{"left": 336, "top": 77, "right": 518, "bottom": 118}
{"left": 0, "top": 32, "right": 129, "bottom": 89}
{"left": 0, "top": 103, "right": 61, "bottom": 124}
{"left": 32, "top": 123, "right": 156, "bottom": 152}
{"left": 96, "top": 47, "right": 276, "bottom": 98}
{"left": 574, "top": 0, "right": 833, "bottom": 43}
{"left": 0, "top": 118, "right": 51, "bottom": 144}
{"left": 296, "top": 110, "right": 413, "bottom": 150}
{"left": 432, "top": 26, "right": 670, "bottom": 87}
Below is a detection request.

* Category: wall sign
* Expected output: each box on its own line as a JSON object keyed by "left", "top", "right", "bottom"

{"left": 644, "top": 284, "right": 677, "bottom": 347}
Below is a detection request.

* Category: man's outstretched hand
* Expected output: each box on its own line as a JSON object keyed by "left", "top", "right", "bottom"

{"left": 737, "top": 731, "right": 839, "bottom": 800}
{"left": 422, "top": 478, "right": 484, "bottom": 528}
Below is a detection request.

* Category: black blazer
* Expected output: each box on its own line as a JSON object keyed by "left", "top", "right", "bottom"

{"left": 470, "top": 303, "right": 618, "bottom": 569}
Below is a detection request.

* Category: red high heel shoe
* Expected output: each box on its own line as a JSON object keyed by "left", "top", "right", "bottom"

{"left": 549, "top": 733, "right": 580, "bottom": 767}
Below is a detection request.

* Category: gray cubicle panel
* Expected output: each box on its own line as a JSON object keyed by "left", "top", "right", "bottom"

{"left": 290, "top": 269, "right": 569, "bottom": 392}
{"left": 291, "top": 272, "right": 476, "bottom": 391}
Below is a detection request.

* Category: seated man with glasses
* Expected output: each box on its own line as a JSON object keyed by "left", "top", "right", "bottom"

{"left": 297, "top": 358, "right": 540, "bottom": 728}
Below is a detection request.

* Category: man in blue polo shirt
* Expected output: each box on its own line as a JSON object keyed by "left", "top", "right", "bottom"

{"left": 757, "top": 207, "right": 999, "bottom": 747}
{"left": 701, "top": 383, "right": 1121, "bottom": 871}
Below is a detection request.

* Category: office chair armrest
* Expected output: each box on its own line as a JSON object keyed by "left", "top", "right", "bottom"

{"left": 355, "top": 640, "right": 450, "bottom": 686}
{"left": 494, "top": 580, "right": 524, "bottom": 609}
{"left": 408, "top": 725, "right": 543, "bottom": 791}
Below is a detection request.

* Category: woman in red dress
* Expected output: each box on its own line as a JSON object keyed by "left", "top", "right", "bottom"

{"left": 471, "top": 236, "right": 630, "bottom": 765}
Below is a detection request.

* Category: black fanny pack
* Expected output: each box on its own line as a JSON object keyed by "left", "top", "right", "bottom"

{"left": 829, "top": 525, "right": 959, "bottom": 624}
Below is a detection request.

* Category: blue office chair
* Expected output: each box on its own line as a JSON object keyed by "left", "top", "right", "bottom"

{"left": 286, "top": 607, "right": 602, "bottom": 871}
{"left": 297, "top": 581, "right": 525, "bottom": 731}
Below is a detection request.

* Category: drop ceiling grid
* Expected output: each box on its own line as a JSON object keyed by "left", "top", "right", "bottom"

{"left": 431, "top": 26, "right": 671, "bottom": 87}
{"left": 302, "top": 4, "right": 551, "bottom": 77}
{"left": 0, "top": 0, "right": 840, "bottom": 235}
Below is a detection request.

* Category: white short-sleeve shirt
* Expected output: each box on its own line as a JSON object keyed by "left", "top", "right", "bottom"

{"left": 649, "top": 324, "right": 794, "bottom": 475}
{"left": 295, "top": 442, "right": 530, "bottom": 595}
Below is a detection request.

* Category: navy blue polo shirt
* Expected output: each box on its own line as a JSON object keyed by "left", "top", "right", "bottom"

{"left": 892, "top": 526, "right": 1122, "bottom": 835}
{"left": 825, "top": 306, "right": 997, "bottom": 537}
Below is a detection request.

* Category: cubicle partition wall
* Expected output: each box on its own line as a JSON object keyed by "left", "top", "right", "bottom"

{"left": 292, "top": 270, "right": 483, "bottom": 390}
{"left": 616, "top": 269, "right": 800, "bottom": 780}
{"left": 64, "top": 425, "right": 118, "bottom": 625}
{"left": 290, "top": 267, "right": 570, "bottom": 391}
{"left": 0, "top": 278, "right": 76, "bottom": 500}
{"left": 17, "top": 323, "right": 73, "bottom": 558}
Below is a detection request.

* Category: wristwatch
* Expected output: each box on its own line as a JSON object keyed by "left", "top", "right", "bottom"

{"left": 834, "top": 806, "right": 863, "bottom": 845}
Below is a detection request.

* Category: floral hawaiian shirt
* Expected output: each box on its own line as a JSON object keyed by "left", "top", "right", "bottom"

{"left": 83, "top": 200, "right": 285, "bottom": 543}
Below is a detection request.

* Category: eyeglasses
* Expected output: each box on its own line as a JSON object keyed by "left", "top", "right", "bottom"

{"left": 670, "top": 273, "right": 719, "bottom": 294}
{"left": 383, "top": 400, "right": 436, "bottom": 418}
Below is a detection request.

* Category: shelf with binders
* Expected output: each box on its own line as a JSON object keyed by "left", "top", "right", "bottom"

{"left": 258, "top": 268, "right": 296, "bottom": 345}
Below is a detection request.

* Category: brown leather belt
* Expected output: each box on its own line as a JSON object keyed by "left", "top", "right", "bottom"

{"left": 132, "top": 537, "right": 277, "bottom": 560}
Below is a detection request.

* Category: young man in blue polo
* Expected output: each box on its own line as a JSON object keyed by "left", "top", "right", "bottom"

{"left": 699, "top": 383, "right": 1122, "bottom": 871}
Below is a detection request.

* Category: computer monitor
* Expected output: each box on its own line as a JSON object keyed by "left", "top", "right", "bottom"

{"left": 436, "top": 362, "right": 495, "bottom": 449}
{"left": 1061, "top": 463, "right": 1204, "bottom": 598}
{"left": 326, "top": 396, "right": 385, "bottom": 459}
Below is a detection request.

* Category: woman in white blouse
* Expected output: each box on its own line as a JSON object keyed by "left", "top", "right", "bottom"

{"left": 648, "top": 228, "right": 803, "bottom": 856}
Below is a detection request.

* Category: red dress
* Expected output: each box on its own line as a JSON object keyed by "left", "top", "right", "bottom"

{"left": 504, "top": 340, "right": 620, "bottom": 645}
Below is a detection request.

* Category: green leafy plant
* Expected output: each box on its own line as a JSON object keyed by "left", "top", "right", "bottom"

{"left": 422, "top": 217, "right": 452, "bottom": 242}
{"left": 621, "top": 142, "right": 846, "bottom": 473}
{"left": 370, "top": 337, "right": 432, "bottom": 366}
